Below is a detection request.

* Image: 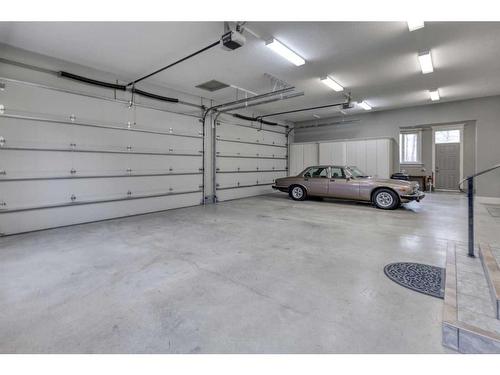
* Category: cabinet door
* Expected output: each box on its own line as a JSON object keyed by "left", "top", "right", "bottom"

{"left": 376, "top": 139, "right": 391, "bottom": 179}
{"left": 319, "top": 142, "right": 346, "bottom": 165}
{"left": 290, "top": 144, "right": 304, "bottom": 176}
{"left": 331, "top": 142, "right": 346, "bottom": 165}
{"left": 303, "top": 143, "right": 318, "bottom": 168}
{"left": 346, "top": 141, "right": 358, "bottom": 167}
{"left": 355, "top": 141, "right": 367, "bottom": 171}
{"left": 365, "top": 140, "right": 378, "bottom": 177}
{"left": 319, "top": 143, "right": 334, "bottom": 164}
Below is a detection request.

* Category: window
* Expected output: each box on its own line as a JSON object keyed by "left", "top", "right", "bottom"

{"left": 400, "top": 131, "right": 422, "bottom": 164}
{"left": 304, "top": 167, "right": 328, "bottom": 178}
{"left": 435, "top": 129, "right": 460, "bottom": 144}
{"left": 330, "top": 167, "right": 345, "bottom": 179}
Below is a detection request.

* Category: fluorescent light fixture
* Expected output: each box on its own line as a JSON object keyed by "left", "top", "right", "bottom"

{"left": 429, "top": 89, "right": 440, "bottom": 101}
{"left": 407, "top": 21, "right": 425, "bottom": 31}
{"left": 320, "top": 76, "right": 344, "bottom": 92}
{"left": 265, "top": 38, "right": 305, "bottom": 66}
{"left": 418, "top": 51, "right": 434, "bottom": 74}
{"left": 359, "top": 101, "right": 372, "bottom": 111}
{"left": 313, "top": 114, "right": 321, "bottom": 119}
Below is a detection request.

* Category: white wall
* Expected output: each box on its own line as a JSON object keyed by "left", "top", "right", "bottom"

{"left": 295, "top": 97, "right": 500, "bottom": 198}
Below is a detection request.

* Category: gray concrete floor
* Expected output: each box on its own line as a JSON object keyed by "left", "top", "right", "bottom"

{"left": 0, "top": 192, "right": 497, "bottom": 353}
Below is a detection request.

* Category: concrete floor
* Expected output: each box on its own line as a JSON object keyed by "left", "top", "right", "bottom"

{"left": 0, "top": 192, "right": 497, "bottom": 353}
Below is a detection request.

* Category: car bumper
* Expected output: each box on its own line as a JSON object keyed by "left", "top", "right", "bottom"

{"left": 272, "top": 185, "right": 288, "bottom": 192}
{"left": 401, "top": 191, "right": 425, "bottom": 202}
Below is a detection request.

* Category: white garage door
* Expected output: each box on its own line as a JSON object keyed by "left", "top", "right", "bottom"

{"left": 214, "top": 114, "right": 288, "bottom": 201}
{"left": 0, "top": 66, "right": 204, "bottom": 235}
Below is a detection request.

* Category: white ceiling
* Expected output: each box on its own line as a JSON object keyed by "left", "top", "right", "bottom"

{"left": 1, "top": 21, "right": 500, "bottom": 122}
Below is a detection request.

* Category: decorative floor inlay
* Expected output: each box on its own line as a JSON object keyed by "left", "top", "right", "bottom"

{"left": 484, "top": 204, "right": 500, "bottom": 218}
{"left": 384, "top": 262, "right": 445, "bottom": 299}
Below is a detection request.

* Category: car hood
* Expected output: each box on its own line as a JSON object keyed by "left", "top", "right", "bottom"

{"left": 363, "top": 177, "right": 417, "bottom": 188}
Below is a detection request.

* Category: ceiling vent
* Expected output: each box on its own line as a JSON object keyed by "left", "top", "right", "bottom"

{"left": 195, "top": 80, "right": 230, "bottom": 92}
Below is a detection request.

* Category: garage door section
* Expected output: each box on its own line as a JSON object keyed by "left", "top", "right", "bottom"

{"left": 215, "top": 114, "right": 288, "bottom": 201}
{"left": 0, "top": 71, "right": 204, "bottom": 235}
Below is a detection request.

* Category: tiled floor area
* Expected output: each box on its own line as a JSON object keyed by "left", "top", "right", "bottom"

{"left": 455, "top": 244, "right": 500, "bottom": 335}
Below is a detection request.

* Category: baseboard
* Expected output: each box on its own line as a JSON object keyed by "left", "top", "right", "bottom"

{"left": 476, "top": 196, "right": 500, "bottom": 204}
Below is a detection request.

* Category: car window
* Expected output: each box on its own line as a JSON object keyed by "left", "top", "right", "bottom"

{"left": 330, "top": 167, "right": 345, "bottom": 179}
{"left": 304, "top": 167, "right": 328, "bottom": 178}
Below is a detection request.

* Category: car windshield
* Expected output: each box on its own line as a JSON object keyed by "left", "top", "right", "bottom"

{"left": 346, "top": 166, "right": 370, "bottom": 178}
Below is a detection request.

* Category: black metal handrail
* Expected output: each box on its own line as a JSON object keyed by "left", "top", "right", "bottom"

{"left": 460, "top": 163, "right": 500, "bottom": 257}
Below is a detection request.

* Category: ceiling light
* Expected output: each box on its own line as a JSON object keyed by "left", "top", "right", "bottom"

{"left": 359, "top": 101, "right": 372, "bottom": 111}
{"left": 429, "top": 89, "right": 440, "bottom": 101}
{"left": 313, "top": 114, "right": 321, "bottom": 119}
{"left": 320, "top": 76, "right": 344, "bottom": 92}
{"left": 407, "top": 21, "right": 425, "bottom": 31}
{"left": 265, "top": 38, "right": 305, "bottom": 66}
{"left": 418, "top": 51, "right": 434, "bottom": 74}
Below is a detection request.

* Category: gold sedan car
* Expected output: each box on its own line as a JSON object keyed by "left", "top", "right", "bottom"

{"left": 272, "top": 165, "right": 425, "bottom": 210}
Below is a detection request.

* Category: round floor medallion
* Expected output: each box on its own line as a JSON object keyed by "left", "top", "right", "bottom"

{"left": 384, "top": 262, "right": 445, "bottom": 299}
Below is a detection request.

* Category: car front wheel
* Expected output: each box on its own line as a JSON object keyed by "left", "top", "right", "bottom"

{"left": 289, "top": 185, "right": 307, "bottom": 201}
{"left": 373, "top": 189, "right": 399, "bottom": 210}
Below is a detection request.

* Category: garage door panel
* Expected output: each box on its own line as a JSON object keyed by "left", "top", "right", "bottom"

{"left": 0, "top": 174, "right": 202, "bottom": 208}
{"left": 1, "top": 81, "right": 131, "bottom": 124}
{"left": 0, "top": 150, "right": 74, "bottom": 175}
{"left": 1, "top": 151, "right": 202, "bottom": 176}
{"left": 216, "top": 157, "right": 286, "bottom": 171}
{"left": 216, "top": 171, "right": 286, "bottom": 186}
{"left": 217, "top": 142, "right": 286, "bottom": 157}
{"left": 216, "top": 185, "right": 275, "bottom": 201}
{"left": 216, "top": 122, "right": 286, "bottom": 145}
{"left": 0, "top": 192, "right": 201, "bottom": 235}
{"left": 0, "top": 117, "right": 75, "bottom": 145}
{"left": 133, "top": 105, "right": 202, "bottom": 132}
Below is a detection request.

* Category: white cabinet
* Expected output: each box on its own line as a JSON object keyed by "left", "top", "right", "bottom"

{"left": 319, "top": 142, "right": 346, "bottom": 165}
{"left": 291, "top": 138, "right": 393, "bottom": 178}
{"left": 376, "top": 139, "right": 392, "bottom": 179}
{"left": 289, "top": 143, "right": 318, "bottom": 175}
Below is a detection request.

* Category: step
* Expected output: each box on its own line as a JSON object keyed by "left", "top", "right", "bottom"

{"left": 442, "top": 241, "right": 500, "bottom": 353}
{"left": 479, "top": 243, "right": 500, "bottom": 320}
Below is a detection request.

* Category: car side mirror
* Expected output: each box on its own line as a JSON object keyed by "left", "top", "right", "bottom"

{"left": 346, "top": 176, "right": 351, "bottom": 181}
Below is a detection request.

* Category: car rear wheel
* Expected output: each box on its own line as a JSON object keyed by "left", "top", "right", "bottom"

{"left": 373, "top": 189, "right": 399, "bottom": 210}
{"left": 289, "top": 185, "right": 306, "bottom": 201}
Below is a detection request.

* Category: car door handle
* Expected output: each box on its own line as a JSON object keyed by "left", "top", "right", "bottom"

{"left": 330, "top": 179, "right": 336, "bottom": 182}
{"left": 304, "top": 178, "right": 309, "bottom": 181}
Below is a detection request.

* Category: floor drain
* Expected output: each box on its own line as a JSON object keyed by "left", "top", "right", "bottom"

{"left": 384, "top": 262, "right": 445, "bottom": 299}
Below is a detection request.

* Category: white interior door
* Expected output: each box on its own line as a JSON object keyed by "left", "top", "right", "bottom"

{"left": 435, "top": 143, "right": 460, "bottom": 190}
